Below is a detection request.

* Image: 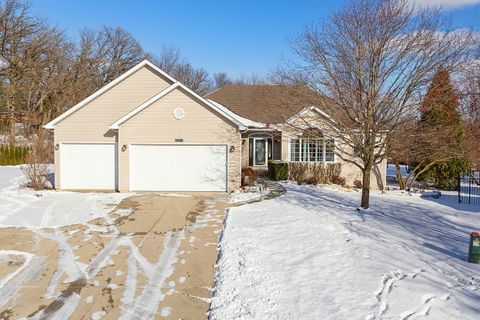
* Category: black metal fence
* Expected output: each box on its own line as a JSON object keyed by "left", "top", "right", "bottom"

{"left": 459, "top": 172, "right": 480, "bottom": 205}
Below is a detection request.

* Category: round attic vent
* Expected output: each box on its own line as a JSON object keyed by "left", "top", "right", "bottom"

{"left": 173, "top": 107, "right": 185, "bottom": 120}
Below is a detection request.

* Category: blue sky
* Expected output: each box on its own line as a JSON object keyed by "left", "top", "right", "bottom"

{"left": 32, "top": 0, "right": 480, "bottom": 78}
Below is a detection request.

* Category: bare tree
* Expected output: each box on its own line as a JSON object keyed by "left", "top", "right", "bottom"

{"left": 100, "top": 26, "right": 146, "bottom": 83}
{"left": 151, "top": 46, "right": 212, "bottom": 95}
{"left": 234, "top": 73, "right": 264, "bottom": 85}
{"left": 44, "top": 26, "right": 147, "bottom": 122}
{"left": 460, "top": 40, "right": 480, "bottom": 170}
{"left": 287, "top": 0, "right": 472, "bottom": 208}
{"left": 213, "top": 72, "right": 232, "bottom": 89}
{"left": 0, "top": 0, "right": 49, "bottom": 144}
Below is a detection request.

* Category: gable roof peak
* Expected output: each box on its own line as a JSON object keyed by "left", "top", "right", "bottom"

{"left": 44, "top": 59, "right": 176, "bottom": 129}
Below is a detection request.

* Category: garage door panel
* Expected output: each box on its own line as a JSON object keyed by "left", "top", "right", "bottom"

{"left": 60, "top": 143, "right": 117, "bottom": 190}
{"left": 129, "top": 144, "right": 227, "bottom": 191}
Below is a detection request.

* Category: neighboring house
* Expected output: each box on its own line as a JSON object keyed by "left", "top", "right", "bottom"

{"left": 44, "top": 60, "right": 386, "bottom": 192}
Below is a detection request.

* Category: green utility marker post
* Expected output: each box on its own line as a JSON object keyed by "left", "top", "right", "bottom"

{"left": 468, "top": 232, "right": 480, "bottom": 264}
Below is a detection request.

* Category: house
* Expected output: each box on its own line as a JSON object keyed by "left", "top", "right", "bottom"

{"left": 44, "top": 60, "right": 386, "bottom": 192}
{"left": 206, "top": 85, "right": 386, "bottom": 189}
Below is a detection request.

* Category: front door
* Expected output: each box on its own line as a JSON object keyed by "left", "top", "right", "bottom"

{"left": 254, "top": 138, "right": 267, "bottom": 166}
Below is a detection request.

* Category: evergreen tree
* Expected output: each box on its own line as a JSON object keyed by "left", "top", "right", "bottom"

{"left": 0, "top": 144, "right": 5, "bottom": 165}
{"left": 417, "top": 68, "right": 470, "bottom": 189}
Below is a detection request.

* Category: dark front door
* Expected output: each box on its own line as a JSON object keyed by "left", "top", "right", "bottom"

{"left": 254, "top": 138, "right": 266, "bottom": 166}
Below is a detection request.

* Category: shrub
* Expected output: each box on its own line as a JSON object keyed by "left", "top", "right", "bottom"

{"left": 332, "top": 175, "right": 346, "bottom": 186}
{"left": 309, "top": 163, "right": 324, "bottom": 185}
{"left": 241, "top": 167, "right": 258, "bottom": 186}
{"left": 326, "top": 163, "right": 342, "bottom": 179}
{"left": 289, "top": 162, "right": 342, "bottom": 185}
{"left": 21, "top": 141, "right": 50, "bottom": 190}
{"left": 268, "top": 160, "right": 288, "bottom": 181}
{"left": 353, "top": 180, "right": 363, "bottom": 189}
{"left": 289, "top": 162, "right": 308, "bottom": 182}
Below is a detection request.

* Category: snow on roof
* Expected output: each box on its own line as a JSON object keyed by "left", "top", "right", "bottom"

{"left": 207, "top": 99, "right": 267, "bottom": 129}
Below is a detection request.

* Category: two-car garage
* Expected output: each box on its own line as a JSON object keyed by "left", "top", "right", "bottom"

{"left": 59, "top": 143, "right": 228, "bottom": 192}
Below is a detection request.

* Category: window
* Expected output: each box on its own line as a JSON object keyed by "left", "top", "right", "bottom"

{"left": 290, "top": 139, "right": 300, "bottom": 161}
{"left": 325, "top": 139, "right": 334, "bottom": 161}
{"left": 289, "top": 138, "right": 335, "bottom": 162}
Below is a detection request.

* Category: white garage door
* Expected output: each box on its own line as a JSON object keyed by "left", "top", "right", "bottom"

{"left": 60, "top": 143, "right": 117, "bottom": 190}
{"left": 129, "top": 144, "right": 227, "bottom": 192}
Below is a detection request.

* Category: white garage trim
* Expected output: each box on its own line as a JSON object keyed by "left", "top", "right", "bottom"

{"left": 128, "top": 143, "right": 228, "bottom": 192}
{"left": 60, "top": 142, "right": 117, "bottom": 190}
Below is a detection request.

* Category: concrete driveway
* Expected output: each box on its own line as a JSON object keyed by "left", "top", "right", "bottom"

{"left": 0, "top": 193, "right": 229, "bottom": 319}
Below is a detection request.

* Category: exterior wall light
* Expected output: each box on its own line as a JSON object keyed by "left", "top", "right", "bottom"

{"left": 55, "top": 144, "right": 59, "bottom": 151}
{"left": 121, "top": 145, "right": 127, "bottom": 152}
{"left": 230, "top": 146, "right": 235, "bottom": 153}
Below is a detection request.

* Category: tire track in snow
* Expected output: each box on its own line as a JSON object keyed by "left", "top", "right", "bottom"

{"left": 84, "top": 236, "right": 125, "bottom": 279}
{"left": 0, "top": 250, "right": 34, "bottom": 290}
{"left": 36, "top": 230, "right": 85, "bottom": 298}
{"left": 31, "top": 236, "right": 126, "bottom": 319}
{"left": 30, "top": 292, "right": 82, "bottom": 320}
{"left": 0, "top": 254, "right": 46, "bottom": 309}
{"left": 120, "top": 247, "right": 138, "bottom": 307}
{"left": 120, "top": 230, "right": 184, "bottom": 320}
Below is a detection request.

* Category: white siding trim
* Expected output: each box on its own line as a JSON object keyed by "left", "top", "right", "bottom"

{"left": 109, "top": 82, "right": 246, "bottom": 130}
{"left": 109, "top": 83, "right": 180, "bottom": 129}
{"left": 43, "top": 60, "right": 176, "bottom": 129}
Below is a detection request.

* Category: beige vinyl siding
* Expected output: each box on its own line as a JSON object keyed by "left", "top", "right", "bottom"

{"left": 241, "top": 133, "right": 249, "bottom": 167}
{"left": 53, "top": 65, "right": 173, "bottom": 189}
{"left": 118, "top": 87, "right": 241, "bottom": 192}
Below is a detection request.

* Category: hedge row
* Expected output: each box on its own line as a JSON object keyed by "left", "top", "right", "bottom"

{"left": 268, "top": 160, "right": 345, "bottom": 185}
{"left": 0, "top": 144, "right": 30, "bottom": 165}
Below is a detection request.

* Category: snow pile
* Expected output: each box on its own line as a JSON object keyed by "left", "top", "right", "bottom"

{"left": 0, "top": 166, "right": 131, "bottom": 228}
{"left": 211, "top": 184, "right": 480, "bottom": 319}
{"left": 229, "top": 186, "right": 268, "bottom": 203}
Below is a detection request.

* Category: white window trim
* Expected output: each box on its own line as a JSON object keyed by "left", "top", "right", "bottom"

{"left": 248, "top": 133, "right": 273, "bottom": 167}
{"left": 288, "top": 138, "right": 335, "bottom": 163}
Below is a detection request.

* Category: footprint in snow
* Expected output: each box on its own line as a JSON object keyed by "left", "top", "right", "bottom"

{"left": 399, "top": 294, "right": 436, "bottom": 320}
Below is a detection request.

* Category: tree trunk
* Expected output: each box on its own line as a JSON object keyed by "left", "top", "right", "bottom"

{"left": 361, "top": 166, "right": 372, "bottom": 209}
{"left": 8, "top": 114, "right": 16, "bottom": 146}
{"left": 394, "top": 161, "right": 406, "bottom": 190}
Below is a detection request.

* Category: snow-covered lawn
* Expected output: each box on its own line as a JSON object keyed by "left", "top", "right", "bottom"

{"left": 0, "top": 166, "right": 131, "bottom": 228}
{"left": 211, "top": 184, "right": 480, "bottom": 319}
